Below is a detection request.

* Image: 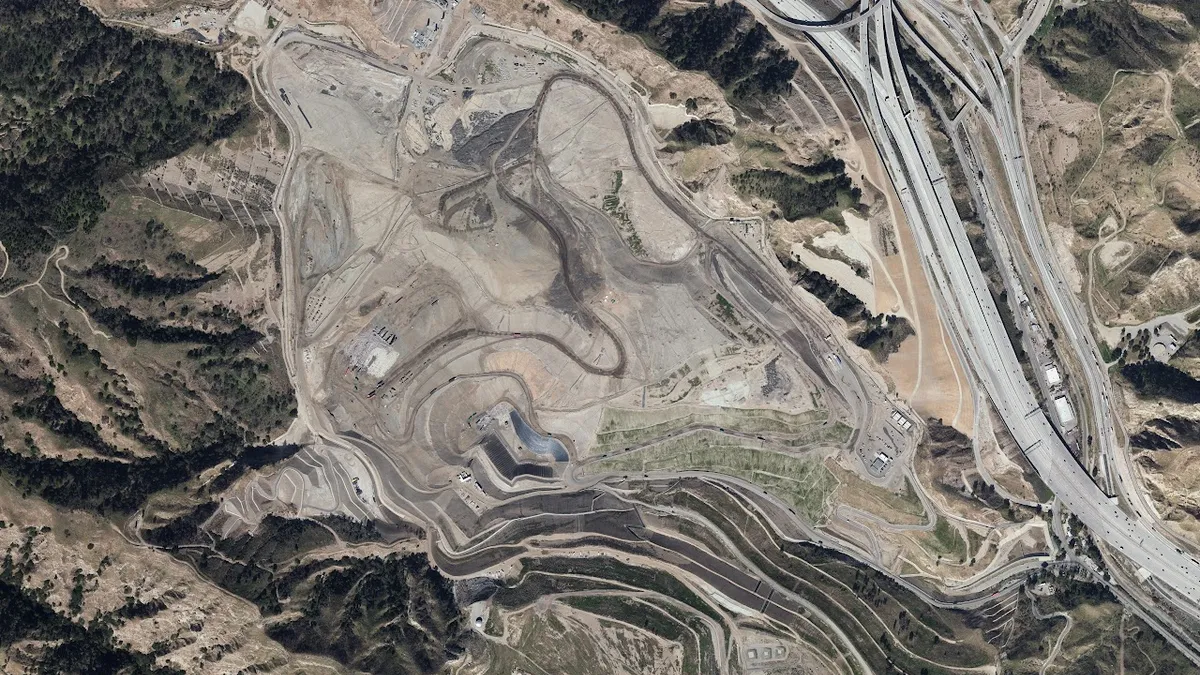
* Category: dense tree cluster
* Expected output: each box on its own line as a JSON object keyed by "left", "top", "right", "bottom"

{"left": 188, "top": 346, "right": 296, "bottom": 434}
{"left": 0, "top": 581, "right": 177, "bottom": 674}
{"left": 568, "top": 0, "right": 797, "bottom": 102}
{"left": 1026, "top": 568, "right": 1117, "bottom": 611}
{"left": 779, "top": 254, "right": 869, "bottom": 322}
{"left": 11, "top": 377, "right": 120, "bottom": 457}
{"left": 0, "top": 0, "right": 250, "bottom": 259}
{"left": 86, "top": 258, "right": 219, "bottom": 297}
{"left": 1121, "top": 360, "right": 1200, "bottom": 404}
{"left": 266, "top": 555, "right": 468, "bottom": 675}
{"left": 205, "top": 443, "right": 304, "bottom": 493}
{"left": 666, "top": 119, "right": 734, "bottom": 148}
{"left": 1131, "top": 415, "right": 1200, "bottom": 451}
{"left": 1132, "top": 133, "right": 1174, "bottom": 166}
{"left": 854, "top": 314, "right": 915, "bottom": 362}
{"left": 732, "top": 159, "right": 860, "bottom": 221}
{"left": 54, "top": 263, "right": 292, "bottom": 454}
{"left": 778, "top": 255, "right": 914, "bottom": 361}
{"left": 315, "top": 514, "right": 385, "bottom": 543}
{"left": 69, "top": 286, "right": 262, "bottom": 349}
{"left": 209, "top": 515, "right": 336, "bottom": 566}
{"left": 896, "top": 39, "right": 954, "bottom": 110}
{"left": 0, "top": 416, "right": 250, "bottom": 513}
{"left": 569, "top": 0, "right": 666, "bottom": 33}
{"left": 1030, "top": 0, "right": 1190, "bottom": 102}
{"left": 1, "top": 532, "right": 177, "bottom": 675}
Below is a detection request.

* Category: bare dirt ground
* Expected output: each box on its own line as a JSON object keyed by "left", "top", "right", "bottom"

{"left": 266, "top": 28, "right": 797, "bottom": 523}
{"left": 273, "top": 0, "right": 406, "bottom": 59}
{"left": 1136, "top": 446, "right": 1200, "bottom": 541}
{"left": 985, "top": 0, "right": 1024, "bottom": 32}
{"left": 1120, "top": 390, "right": 1200, "bottom": 542}
{"left": 243, "top": 0, "right": 1009, "bottom": 619}
{"left": 858, "top": 145, "right": 975, "bottom": 434}
{"left": 540, "top": 79, "right": 697, "bottom": 262}
{"left": 469, "top": 0, "right": 974, "bottom": 435}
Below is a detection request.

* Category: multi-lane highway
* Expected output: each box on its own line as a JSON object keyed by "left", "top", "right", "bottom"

{"left": 758, "top": 0, "right": 1200, "bottom": 623}
{"left": 891, "top": 0, "right": 1183, "bottom": 582}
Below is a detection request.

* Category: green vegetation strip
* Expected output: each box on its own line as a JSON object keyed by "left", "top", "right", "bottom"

{"left": 927, "top": 519, "right": 968, "bottom": 561}
{"left": 492, "top": 572, "right": 623, "bottom": 610}
{"left": 732, "top": 159, "right": 860, "bottom": 222}
{"left": 596, "top": 405, "right": 827, "bottom": 448}
{"left": 585, "top": 432, "right": 837, "bottom": 523}
{"left": 1177, "top": 77, "right": 1200, "bottom": 148}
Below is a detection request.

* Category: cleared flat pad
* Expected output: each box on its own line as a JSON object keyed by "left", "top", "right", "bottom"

{"left": 269, "top": 42, "right": 410, "bottom": 176}
{"left": 539, "top": 80, "right": 696, "bottom": 262}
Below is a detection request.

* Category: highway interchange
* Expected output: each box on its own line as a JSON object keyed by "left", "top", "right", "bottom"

{"left": 761, "top": 0, "right": 1200, "bottom": 652}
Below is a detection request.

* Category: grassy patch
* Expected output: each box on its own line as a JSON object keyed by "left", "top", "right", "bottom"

{"left": 1174, "top": 77, "right": 1200, "bottom": 148}
{"left": 832, "top": 467, "right": 928, "bottom": 525}
{"left": 595, "top": 405, "right": 827, "bottom": 450}
{"left": 1062, "top": 149, "right": 1098, "bottom": 193}
{"left": 926, "top": 519, "right": 969, "bottom": 562}
{"left": 585, "top": 431, "right": 837, "bottom": 522}
{"left": 601, "top": 170, "right": 646, "bottom": 256}
{"left": 714, "top": 293, "right": 738, "bottom": 324}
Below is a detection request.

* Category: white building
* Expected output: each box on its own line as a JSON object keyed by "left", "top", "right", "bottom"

{"left": 1045, "top": 364, "right": 1062, "bottom": 386}
{"left": 1053, "top": 396, "right": 1075, "bottom": 426}
{"left": 890, "top": 410, "right": 913, "bottom": 430}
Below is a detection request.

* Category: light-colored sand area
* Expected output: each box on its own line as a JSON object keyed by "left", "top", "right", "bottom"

{"left": 539, "top": 79, "right": 697, "bottom": 262}
{"left": 268, "top": 41, "right": 410, "bottom": 176}
{"left": 857, "top": 145, "right": 974, "bottom": 433}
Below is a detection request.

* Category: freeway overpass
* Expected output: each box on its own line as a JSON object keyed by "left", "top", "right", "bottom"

{"left": 757, "top": 0, "right": 1200, "bottom": 613}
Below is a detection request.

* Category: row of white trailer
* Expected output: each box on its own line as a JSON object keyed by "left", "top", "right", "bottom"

{"left": 890, "top": 410, "right": 913, "bottom": 431}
